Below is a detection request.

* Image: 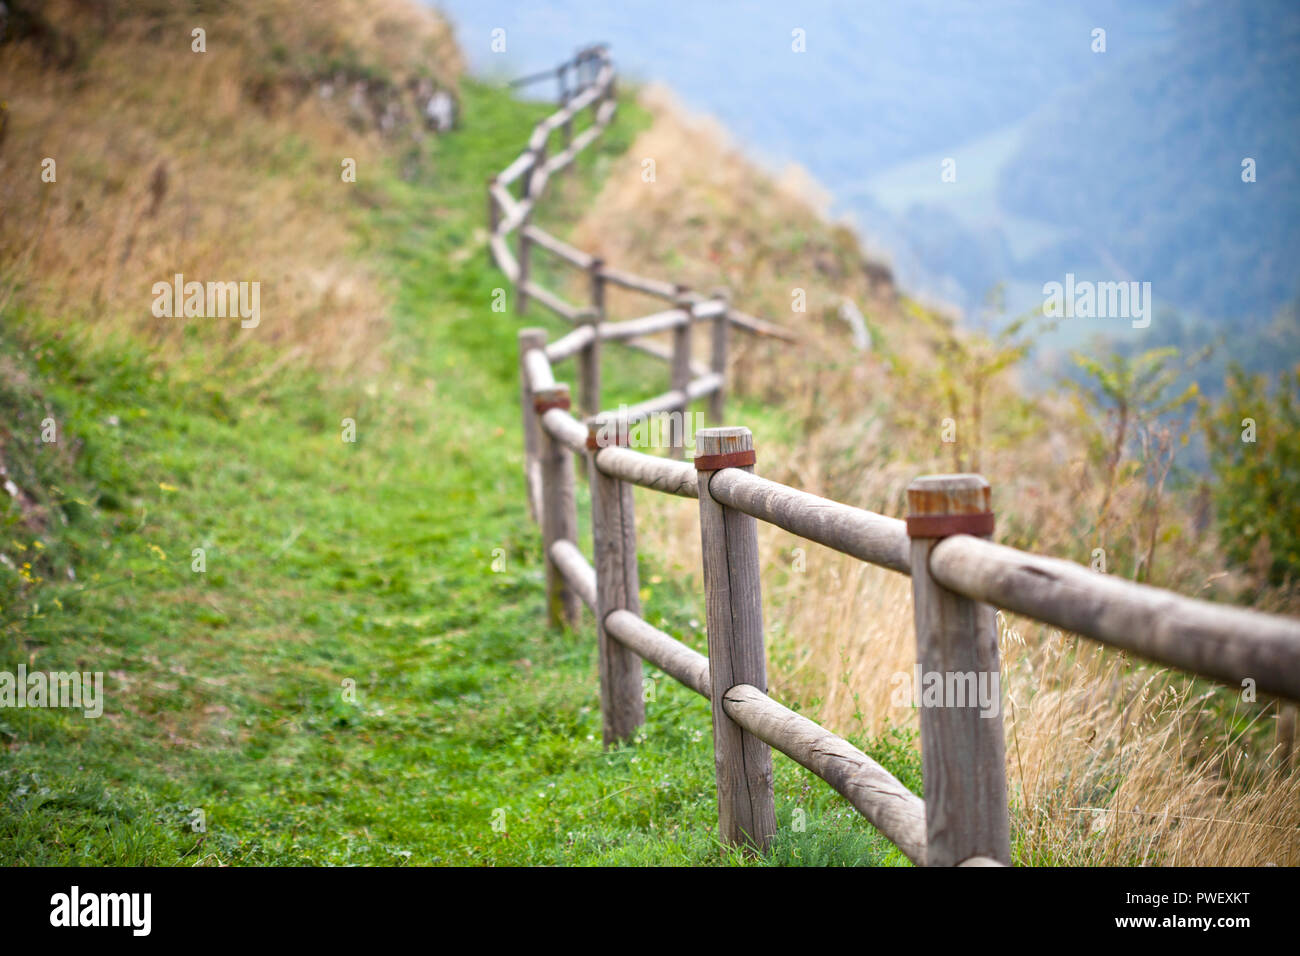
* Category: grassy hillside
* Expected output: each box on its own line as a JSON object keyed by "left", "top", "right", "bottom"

{"left": 0, "top": 0, "right": 923, "bottom": 866}
{"left": 1, "top": 1, "right": 1296, "bottom": 867}
{"left": 567, "top": 87, "right": 1300, "bottom": 865}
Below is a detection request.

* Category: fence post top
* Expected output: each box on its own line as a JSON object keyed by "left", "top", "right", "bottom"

{"left": 709, "top": 286, "right": 731, "bottom": 304}
{"left": 534, "top": 382, "right": 570, "bottom": 403}
{"left": 695, "top": 426, "right": 753, "bottom": 459}
{"left": 906, "top": 474, "right": 993, "bottom": 537}
{"left": 589, "top": 256, "right": 605, "bottom": 273}
{"left": 519, "top": 327, "right": 548, "bottom": 346}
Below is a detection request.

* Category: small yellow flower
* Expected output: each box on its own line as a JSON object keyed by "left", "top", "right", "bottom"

{"left": 159, "top": 482, "right": 178, "bottom": 492}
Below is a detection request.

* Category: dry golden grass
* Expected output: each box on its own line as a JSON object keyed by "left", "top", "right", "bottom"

{"left": 0, "top": 0, "right": 460, "bottom": 382}
{"left": 576, "top": 86, "right": 1299, "bottom": 865}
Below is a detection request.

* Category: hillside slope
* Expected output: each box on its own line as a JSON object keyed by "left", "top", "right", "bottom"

{"left": 0, "top": 1, "right": 917, "bottom": 866}
{"left": 1, "top": 1, "right": 1295, "bottom": 867}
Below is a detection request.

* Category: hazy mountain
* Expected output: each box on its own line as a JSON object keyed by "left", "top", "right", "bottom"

{"left": 434, "top": 0, "right": 1297, "bottom": 337}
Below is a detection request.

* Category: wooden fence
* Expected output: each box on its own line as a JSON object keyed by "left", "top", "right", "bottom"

{"left": 488, "top": 47, "right": 1300, "bottom": 866}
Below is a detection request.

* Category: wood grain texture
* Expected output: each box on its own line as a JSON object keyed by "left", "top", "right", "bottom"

{"left": 709, "top": 469, "right": 910, "bottom": 574}
{"left": 907, "top": 474, "right": 1010, "bottom": 866}
{"left": 595, "top": 446, "right": 698, "bottom": 498}
{"left": 538, "top": 384, "right": 580, "bottom": 630}
{"left": 589, "top": 420, "right": 646, "bottom": 745}
{"left": 930, "top": 535, "right": 1300, "bottom": 702}
{"left": 517, "top": 329, "right": 547, "bottom": 523}
{"left": 721, "top": 683, "right": 927, "bottom": 865}
{"left": 696, "top": 427, "right": 776, "bottom": 850}
{"left": 605, "top": 608, "right": 710, "bottom": 698}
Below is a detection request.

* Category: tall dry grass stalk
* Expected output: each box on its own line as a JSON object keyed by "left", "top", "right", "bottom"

{"left": 1, "top": 0, "right": 460, "bottom": 382}
{"left": 579, "top": 87, "right": 1299, "bottom": 865}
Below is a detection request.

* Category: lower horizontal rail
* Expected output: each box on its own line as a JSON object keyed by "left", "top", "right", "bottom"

{"left": 525, "top": 224, "right": 595, "bottom": 271}
{"left": 598, "top": 264, "right": 679, "bottom": 300}
{"left": 549, "top": 539, "right": 597, "bottom": 611}
{"left": 727, "top": 308, "right": 797, "bottom": 342}
{"left": 541, "top": 407, "right": 589, "bottom": 453}
{"left": 604, "top": 609, "right": 710, "bottom": 697}
{"left": 489, "top": 233, "right": 520, "bottom": 283}
{"left": 523, "top": 280, "right": 582, "bottom": 322}
{"left": 721, "top": 683, "right": 928, "bottom": 865}
{"left": 622, "top": 337, "right": 710, "bottom": 376}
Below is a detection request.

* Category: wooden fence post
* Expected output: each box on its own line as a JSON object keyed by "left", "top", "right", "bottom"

{"left": 709, "top": 288, "right": 729, "bottom": 424}
{"left": 580, "top": 258, "right": 605, "bottom": 417}
{"left": 486, "top": 176, "right": 499, "bottom": 267}
{"left": 516, "top": 219, "right": 531, "bottom": 317}
{"left": 588, "top": 414, "right": 645, "bottom": 745}
{"left": 538, "top": 383, "right": 580, "bottom": 630}
{"left": 695, "top": 426, "right": 776, "bottom": 851}
{"left": 906, "top": 474, "right": 1011, "bottom": 866}
{"left": 669, "top": 289, "right": 692, "bottom": 459}
{"left": 518, "top": 328, "right": 547, "bottom": 522}
{"left": 517, "top": 144, "right": 544, "bottom": 316}
{"left": 558, "top": 66, "right": 573, "bottom": 169}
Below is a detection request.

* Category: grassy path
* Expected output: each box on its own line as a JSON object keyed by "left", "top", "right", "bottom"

{"left": 0, "top": 80, "right": 914, "bottom": 866}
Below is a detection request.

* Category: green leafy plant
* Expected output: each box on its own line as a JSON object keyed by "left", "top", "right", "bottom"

{"left": 1199, "top": 363, "right": 1300, "bottom": 588}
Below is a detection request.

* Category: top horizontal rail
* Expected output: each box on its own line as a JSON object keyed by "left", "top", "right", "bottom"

{"left": 930, "top": 536, "right": 1300, "bottom": 702}
{"left": 708, "top": 469, "right": 911, "bottom": 575}
{"left": 508, "top": 45, "right": 608, "bottom": 88}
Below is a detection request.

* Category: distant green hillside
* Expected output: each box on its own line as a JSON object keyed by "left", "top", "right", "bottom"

{"left": 998, "top": 0, "right": 1300, "bottom": 322}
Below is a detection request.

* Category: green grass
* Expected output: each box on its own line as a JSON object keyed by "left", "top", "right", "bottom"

{"left": 0, "top": 79, "right": 918, "bottom": 866}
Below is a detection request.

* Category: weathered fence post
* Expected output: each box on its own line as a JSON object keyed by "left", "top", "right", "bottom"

{"left": 669, "top": 288, "right": 692, "bottom": 459}
{"left": 708, "top": 288, "right": 729, "bottom": 424}
{"left": 518, "top": 328, "right": 547, "bottom": 522}
{"left": 906, "top": 474, "right": 1011, "bottom": 866}
{"left": 588, "top": 414, "right": 645, "bottom": 745}
{"left": 537, "top": 383, "right": 580, "bottom": 630}
{"left": 580, "top": 258, "right": 605, "bottom": 417}
{"left": 516, "top": 202, "right": 532, "bottom": 316}
{"left": 558, "top": 65, "right": 573, "bottom": 169}
{"left": 486, "top": 176, "right": 499, "bottom": 267}
{"left": 517, "top": 139, "right": 546, "bottom": 315}
{"left": 695, "top": 426, "right": 776, "bottom": 851}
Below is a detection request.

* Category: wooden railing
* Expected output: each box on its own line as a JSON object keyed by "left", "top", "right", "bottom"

{"left": 489, "top": 47, "right": 1300, "bottom": 866}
